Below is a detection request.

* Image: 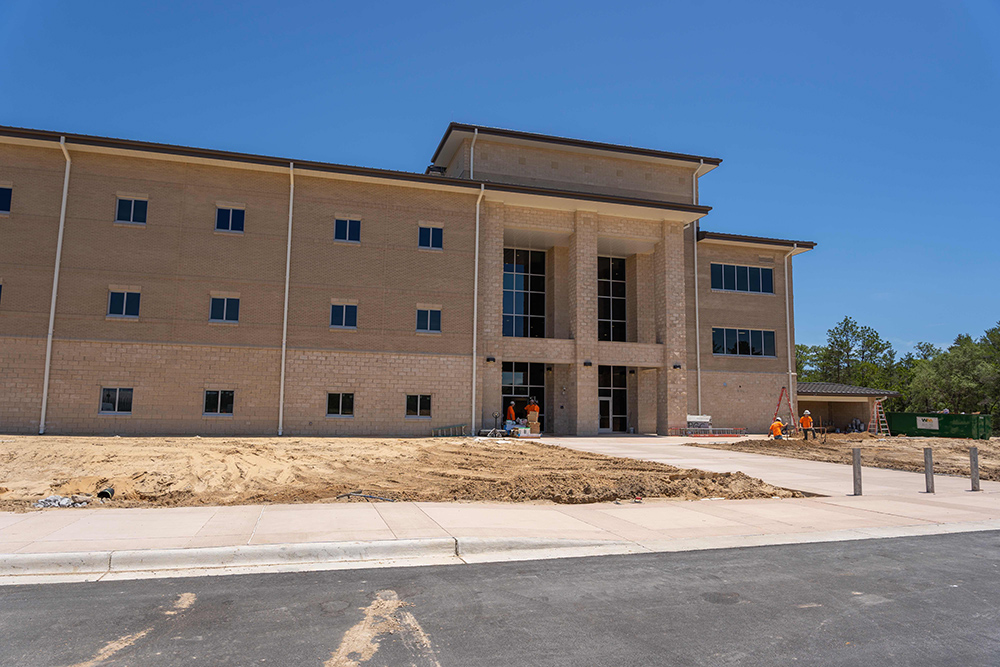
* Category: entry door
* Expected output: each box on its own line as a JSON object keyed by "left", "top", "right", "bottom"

{"left": 599, "top": 397, "right": 612, "bottom": 433}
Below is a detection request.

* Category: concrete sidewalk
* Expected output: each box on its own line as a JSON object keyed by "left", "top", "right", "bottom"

{"left": 549, "top": 435, "right": 1000, "bottom": 497}
{"left": 2, "top": 436, "right": 998, "bottom": 584}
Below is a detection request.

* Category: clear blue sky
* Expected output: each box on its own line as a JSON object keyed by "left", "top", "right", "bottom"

{"left": 2, "top": 1, "right": 997, "bottom": 352}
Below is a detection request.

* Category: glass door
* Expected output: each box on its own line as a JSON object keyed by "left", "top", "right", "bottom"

{"left": 599, "top": 397, "right": 612, "bottom": 432}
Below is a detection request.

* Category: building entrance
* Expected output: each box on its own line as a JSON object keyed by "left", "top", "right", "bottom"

{"left": 598, "top": 365, "right": 628, "bottom": 433}
{"left": 502, "top": 361, "right": 545, "bottom": 430}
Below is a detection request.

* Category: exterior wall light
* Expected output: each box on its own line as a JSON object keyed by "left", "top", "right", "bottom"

{"left": 583, "top": 361, "right": 593, "bottom": 367}
{"left": 486, "top": 356, "right": 496, "bottom": 363}
{"left": 672, "top": 363, "right": 682, "bottom": 369}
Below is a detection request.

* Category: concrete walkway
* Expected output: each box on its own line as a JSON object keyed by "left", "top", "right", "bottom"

{"left": 548, "top": 435, "right": 1000, "bottom": 497}
{"left": 2, "top": 436, "right": 998, "bottom": 584}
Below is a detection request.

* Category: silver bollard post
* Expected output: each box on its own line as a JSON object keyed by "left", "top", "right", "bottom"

{"left": 970, "top": 447, "right": 981, "bottom": 492}
{"left": 853, "top": 448, "right": 862, "bottom": 496}
{"left": 924, "top": 447, "right": 935, "bottom": 494}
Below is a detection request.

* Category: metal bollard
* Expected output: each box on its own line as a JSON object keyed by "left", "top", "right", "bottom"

{"left": 924, "top": 448, "right": 935, "bottom": 494}
{"left": 970, "top": 447, "right": 981, "bottom": 492}
{"left": 853, "top": 448, "right": 862, "bottom": 496}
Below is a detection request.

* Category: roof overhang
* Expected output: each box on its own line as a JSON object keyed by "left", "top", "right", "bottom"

{"left": 432, "top": 123, "right": 722, "bottom": 174}
{"left": 698, "top": 231, "right": 815, "bottom": 256}
{"left": 798, "top": 395, "right": 879, "bottom": 403}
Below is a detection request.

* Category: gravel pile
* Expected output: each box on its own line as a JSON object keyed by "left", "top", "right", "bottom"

{"left": 33, "top": 494, "right": 92, "bottom": 508}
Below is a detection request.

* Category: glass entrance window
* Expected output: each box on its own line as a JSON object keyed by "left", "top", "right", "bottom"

{"left": 502, "top": 361, "right": 545, "bottom": 430}
{"left": 503, "top": 248, "right": 545, "bottom": 338}
{"left": 598, "top": 365, "right": 628, "bottom": 432}
{"left": 598, "top": 257, "right": 626, "bottom": 342}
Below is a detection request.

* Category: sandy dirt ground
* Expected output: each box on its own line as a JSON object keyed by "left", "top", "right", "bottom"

{"left": 690, "top": 433, "right": 1000, "bottom": 481}
{"left": 0, "top": 435, "right": 799, "bottom": 511}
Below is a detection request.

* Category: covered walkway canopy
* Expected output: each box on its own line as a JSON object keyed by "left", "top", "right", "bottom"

{"left": 797, "top": 382, "right": 901, "bottom": 432}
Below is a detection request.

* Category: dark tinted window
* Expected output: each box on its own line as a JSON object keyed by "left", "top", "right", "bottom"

{"left": 205, "top": 390, "right": 234, "bottom": 414}
{"left": 331, "top": 304, "right": 358, "bottom": 328}
{"left": 713, "top": 263, "right": 773, "bottom": 294}
{"left": 335, "top": 219, "right": 361, "bottom": 242}
{"left": 751, "top": 329, "right": 763, "bottom": 356}
{"left": 132, "top": 200, "right": 147, "bottom": 223}
{"left": 210, "top": 297, "right": 239, "bottom": 322}
{"left": 100, "top": 387, "right": 133, "bottom": 413}
{"left": 210, "top": 298, "right": 225, "bottom": 321}
{"left": 712, "top": 328, "right": 725, "bottom": 353}
{"left": 0, "top": 187, "right": 11, "bottom": 213}
{"left": 761, "top": 268, "right": 774, "bottom": 294}
{"left": 710, "top": 263, "right": 723, "bottom": 290}
{"left": 763, "top": 331, "right": 776, "bottom": 357}
{"left": 713, "top": 328, "right": 776, "bottom": 357}
{"left": 108, "top": 291, "right": 140, "bottom": 317}
{"left": 418, "top": 226, "right": 443, "bottom": 249}
{"left": 736, "top": 266, "right": 749, "bottom": 292}
{"left": 405, "top": 394, "right": 431, "bottom": 417}
{"left": 723, "top": 264, "right": 736, "bottom": 290}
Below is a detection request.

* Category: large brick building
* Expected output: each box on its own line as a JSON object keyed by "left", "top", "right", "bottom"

{"left": 0, "top": 123, "right": 813, "bottom": 436}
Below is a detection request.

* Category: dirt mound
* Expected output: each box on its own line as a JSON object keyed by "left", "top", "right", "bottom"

{"left": 0, "top": 435, "right": 799, "bottom": 511}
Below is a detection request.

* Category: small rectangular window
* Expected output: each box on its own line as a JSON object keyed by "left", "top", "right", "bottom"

{"left": 416, "top": 308, "right": 441, "bottom": 333}
{"left": 115, "top": 198, "right": 147, "bottom": 224}
{"left": 736, "top": 266, "right": 749, "bottom": 292}
{"left": 761, "top": 268, "right": 774, "bottom": 294}
{"left": 712, "top": 263, "right": 774, "bottom": 294}
{"left": 418, "top": 226, "right": 443, "bottom": 249}
{"left": 107, "top": 290, "right": 141, "bottom": 318}
{"left": 334, "top": 218, "right": 361, "bottom": 242}
{"left": 204, "top": 389, "right": 235, "bottom": 415}
{"left": 406, "top": 394, "right": 431, "bottom": 418}
{"left": 763, "top": 330, "right": 776, "bottom": 357}
{"left": 712, "top": 327, "right": 725, "bottom": 354}
{"left": 327, "top": 392, "right": 355, "bottom": 417}
{"left": 100, "top": 387, "right": 133, "bottom": 414}
{"left": 216, "top": 207, "right": 245, "bottom": 232}
{"left": 0, "top": 187, "right": 11, "bottom": 214}
{"left": 210, "top": 297, "right": 240, "bottom": 322}
{"left": 748, "top": 267, "right": 761, "bottom": 293}
{"left": 330, "top": 304, "right": 358, "bottom": 328}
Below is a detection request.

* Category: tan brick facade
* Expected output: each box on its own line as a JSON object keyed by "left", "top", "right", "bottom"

{"left": 0, "top": 124, "right": 811, "bottom": 436}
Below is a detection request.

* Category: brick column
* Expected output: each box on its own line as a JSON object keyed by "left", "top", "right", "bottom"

{"left": 477, "top": 202, "right": 505, "bottom": 431}
{"left": 568, "top": 211, "right": 598, "bottom": 435}
{"left": 653, "top": 220, "right": 688, "bottom": 433}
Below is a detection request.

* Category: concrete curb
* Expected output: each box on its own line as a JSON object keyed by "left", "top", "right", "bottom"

{"left": 456, "top": 537, "right": 645, "bottom": 563}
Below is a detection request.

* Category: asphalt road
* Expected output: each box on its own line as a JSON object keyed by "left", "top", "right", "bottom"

{"left": 2, "top": 532, "right": 1000, "bottom": 666}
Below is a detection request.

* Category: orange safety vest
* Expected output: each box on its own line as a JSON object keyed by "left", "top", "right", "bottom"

{"left": 800, "top": 415, "right": 813, "bottom": 429}
{"left": 506, "top": 405, "right": 516, "bottom": 421}
{"left": 525, "top": 404, "right": 539, "bottom": 414}
{"left": 769, "top": 421, "right": 784, "bottom": 436}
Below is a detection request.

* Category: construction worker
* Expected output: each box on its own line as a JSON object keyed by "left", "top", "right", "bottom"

{"left": 506, "top": 401, "right": 516, "bottom": 422}
{"left": 769, "top": 417, "right": 785, "bottom": 440}
{"left": 525, "top": 397, "right": 540, "bottom": 419}
{"left": 799, "top": 410, "right": 816, "bottom": 440}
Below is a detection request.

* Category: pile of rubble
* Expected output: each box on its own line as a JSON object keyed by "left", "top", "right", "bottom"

{"left": 34, "top": 494, "right": 92, "bottom": 508}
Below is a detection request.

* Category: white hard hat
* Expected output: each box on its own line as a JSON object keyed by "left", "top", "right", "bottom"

{"left": 803, "top": 410, "right": 810, "bottom": 415}
{"left": 510, "top": 401, "right": 515, "bottom": 405}
{"left": 776, "top": 417, "right": 782, "bottom": 422}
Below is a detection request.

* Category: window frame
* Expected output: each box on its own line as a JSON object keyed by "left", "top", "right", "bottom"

{"left": 115, "top": 197, "right": 148, "bottom": 225}
{"left": 711, "top": 327, "right": 777, "bottom": 358}
{"left": 209, "top": 296, "right": 240, "bottom": 323}
{"left": 0, "top": 186, "right": 11, "bottom": 215}
{"left": 99, "top": 387, "right": 133, "bottom": 415}
{"left": 326, "top": 392, "right": 355, "bottom": 418}
{"left": 405, "top": 394, "right": 432, "bottom": 419}
{"left": 709, "top": 263, "right": 774, "bottom": 295}
{"left": 416, "top": 308, "right": 442, "bottom": 333}
{"left": 502, "top": 247, "right": 546, "bottom": 339}
{"left": 330, "top": 303, "right": 358, "bottom": 329}
{"left": 215, "top": 206, "right": 246, "bottom": 233}
{"left": 598, "top": 256, "right": 627, "bottom": 342}
{"left": 334, "top": 218, "right": 361, "bottom": 243}
{"left": 203, "top": 389, "right": 235, "bottom": 415}
{"left": 107, "top": 290, "right": 141, "bottom": 319}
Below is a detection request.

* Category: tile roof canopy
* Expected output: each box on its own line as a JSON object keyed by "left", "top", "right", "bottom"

{"left": 797, "top": 382, "right": 901, "bottom": 398}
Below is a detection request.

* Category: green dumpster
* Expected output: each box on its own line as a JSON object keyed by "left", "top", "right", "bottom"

{"left": 886, "top": 412, "right": 992, "bottom": 439}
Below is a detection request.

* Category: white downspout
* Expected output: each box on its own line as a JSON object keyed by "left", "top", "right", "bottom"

{"left": 693, "top": 221, "right": 702, "bottom": 414}
{"left": 39, "top": 137, "right": 72, "bottom": 434}
{"left": 469, "top": 128, "right": 478, "bottom": 180}
{"left": 277, "top": 162, "right": 294, "bottom": 436}
{"left": 470, "top": 184, "right": 485, "bottom": 434}
{"left": 784, "top": 244, "right": 798, "bottom": 421}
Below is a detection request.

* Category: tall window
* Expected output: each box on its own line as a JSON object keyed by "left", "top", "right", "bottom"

{"left": 710, "top": 264, "right": 774, "bottom": 294}
{"left": 502, "top": 361, "right": 545, "bottom": 431}
{"left": 115, "top": 198, "right": 147, "bottom": 224}
{"left": 406, "top": 394, "right": 431, "bottom": 418}
{"left": 503, "top": 248, "right": 545, "bottom": 338}
{"left": 598, "top": 365, "right": 627, "bottom": 432}
{"left": 204, "top": 390, "right": 235, "bottom": 414}
{"left": 598, "top": 257, "right": 626, "bottom": 342}
{"left": 100, "top": 387, "right": 133, "bottom": 414}
{"left": 107, "top": 290, "right": 141, "bottom": 318}
{"left": 712, "top": 328, "right": 776, "bottom": 357}
{"left": 0, "top": 187, "right": 11, "bottom": 214}
{"left": 334, "top": 218, "right": 361, "bottom": 242}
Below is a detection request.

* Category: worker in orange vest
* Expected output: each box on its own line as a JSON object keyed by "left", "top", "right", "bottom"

{"left": 769, "top": 417, "right": 785, "bottom": 440}
{"left": 506, "top": 401, "right": 516, "bottom": 422}
{"left": 799, "top": 410, "right": 816, "bottom": 440}
{"left": 525, "top": 397, "right": 540, "bottom": 419}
